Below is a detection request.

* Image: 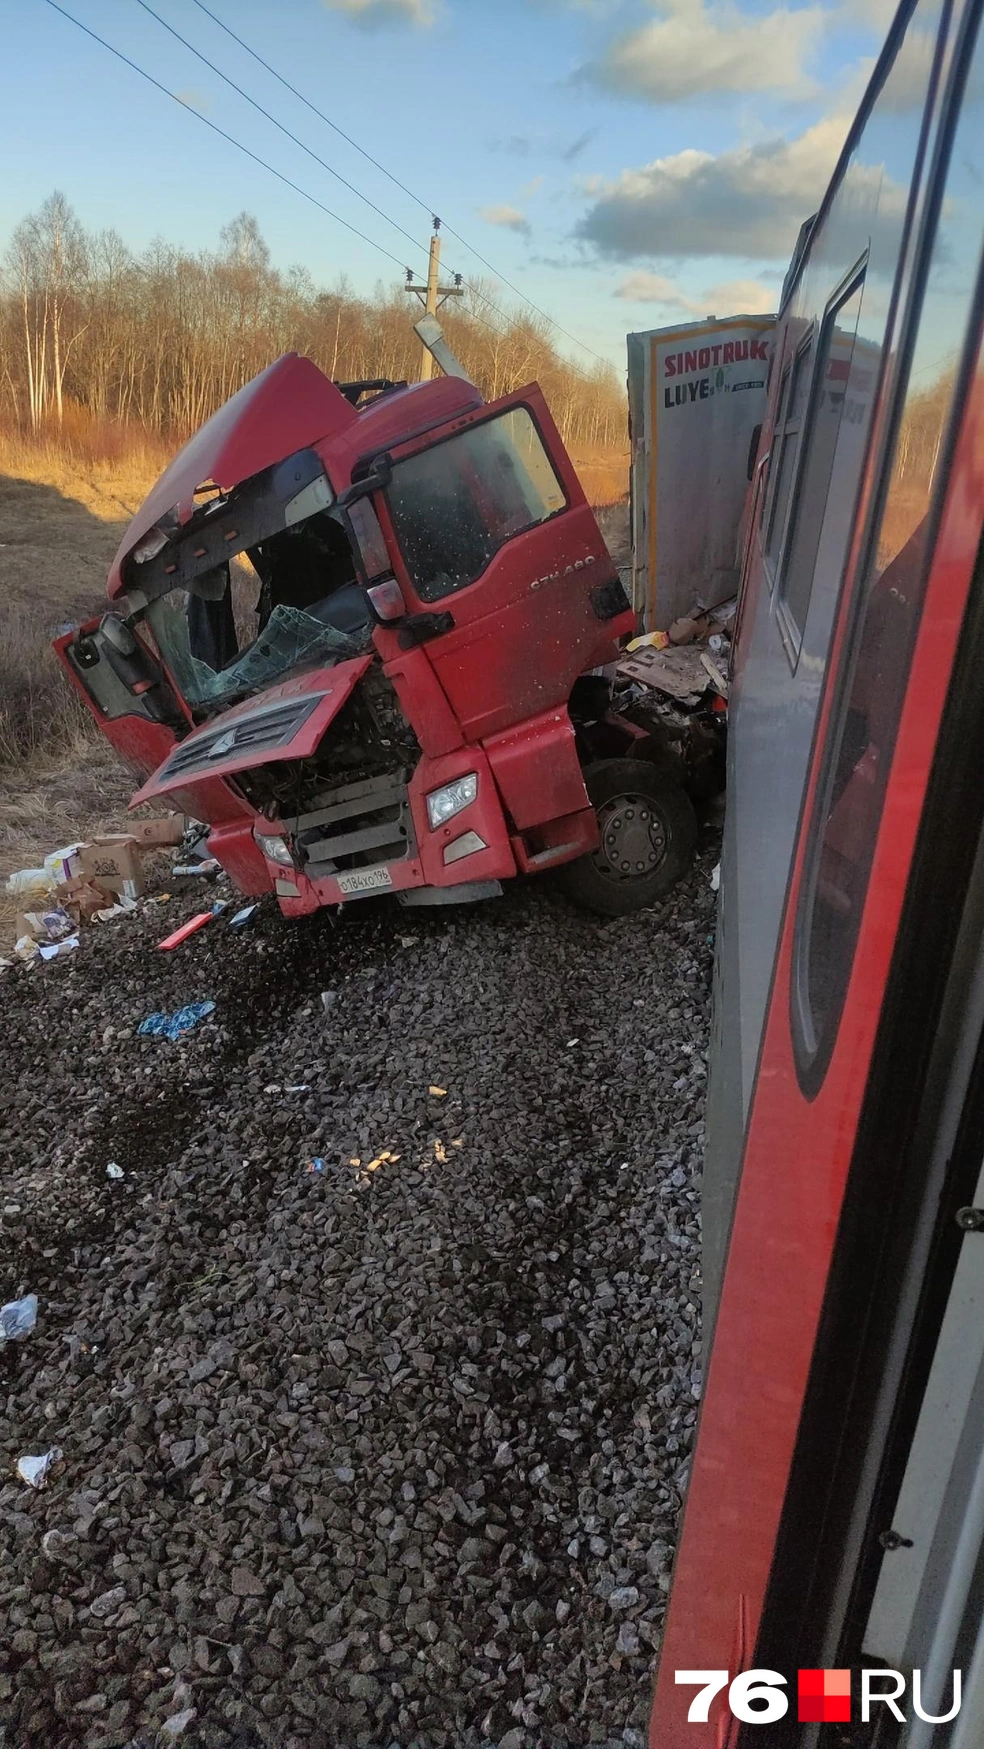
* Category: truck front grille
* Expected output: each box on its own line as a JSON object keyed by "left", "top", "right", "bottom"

{"left": 159, "top": 695, "right": 326, "bottom": 781}
{"left": 292, "top": 772, "right": 415, "bottom": 877}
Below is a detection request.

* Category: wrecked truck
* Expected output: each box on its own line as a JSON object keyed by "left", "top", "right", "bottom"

{"left": 56, "top": 353, "right": 697, "bottom": 919}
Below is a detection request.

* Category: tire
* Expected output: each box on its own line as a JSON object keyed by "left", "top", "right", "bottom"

{"left": 558, "top": 758, "right": 698, "bottom": 917}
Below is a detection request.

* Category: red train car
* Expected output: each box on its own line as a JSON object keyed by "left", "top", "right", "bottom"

{"left": 649, "top": 0, "right": 984, "bottom": 1739}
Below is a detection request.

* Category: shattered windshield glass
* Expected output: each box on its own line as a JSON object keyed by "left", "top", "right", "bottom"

{"left": 146, "top": 593, "right": 371, "bottom": 710}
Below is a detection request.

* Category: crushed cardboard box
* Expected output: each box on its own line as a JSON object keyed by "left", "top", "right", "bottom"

{"left": 56, "top": 877, "right": 115, "bottom": 925}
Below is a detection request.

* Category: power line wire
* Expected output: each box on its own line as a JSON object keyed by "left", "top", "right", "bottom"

{"left": 42, "top": 1, "right": 593, "bottom": 361}
{"left": 187, "top": 0, "right": 609, "bottom": 365}
{"left": 40, "top": 0, "right": 514, "bottom": 344}
{"left": 132, "top": 0, "right": 432, "bottom": 270}
{"left": 42, "top": 0, "right": 418, "bottom": 277}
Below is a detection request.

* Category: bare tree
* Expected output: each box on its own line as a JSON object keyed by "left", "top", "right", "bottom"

{"left": 0, "top": 196, "right": 627, "bottom": 481}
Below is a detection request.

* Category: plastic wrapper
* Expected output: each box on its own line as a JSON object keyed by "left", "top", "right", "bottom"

{"left": 138, "top": 1001, "right": 216, "bottom": 1041}
{"left": 0, "top": 1294, "right": 38, "bottom": 1345}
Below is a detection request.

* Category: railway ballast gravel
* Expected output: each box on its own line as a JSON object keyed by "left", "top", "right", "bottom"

{"left": 0, "top": 861, "right": 713, "bottom": 1749}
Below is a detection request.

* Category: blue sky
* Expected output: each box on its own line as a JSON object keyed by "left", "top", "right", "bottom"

{"left": 1, "top": 0, "right": 897, "bottom": 370}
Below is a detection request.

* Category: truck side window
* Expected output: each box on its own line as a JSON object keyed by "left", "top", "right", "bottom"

{"left": 386, "top": 407, "right": 567, "bottom": 602}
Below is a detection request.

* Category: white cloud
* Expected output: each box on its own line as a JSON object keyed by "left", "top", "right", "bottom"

{"left": 322, "top": 0, "right": 436, "bottom": 26}
{"left": 479, "top": 204, "right": 531, "bottom": 235}
{"left": 578, "top": 115, "right": 848, "bottom": 261}
{"left": 614, "top": 271, "right": 682, "bottom": 304}
{"left": 585, "top": 0, "right": 825, "bottom": 103}
{"left": 521, "top": 175, "right": 545, "bottom": 198}
{"left": 615, "top": 271, "right": 775, "bottom": 314}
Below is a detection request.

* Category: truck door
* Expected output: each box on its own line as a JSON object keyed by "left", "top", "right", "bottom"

{"left": 377, "top": 386, "right": 632, "bottom": 744}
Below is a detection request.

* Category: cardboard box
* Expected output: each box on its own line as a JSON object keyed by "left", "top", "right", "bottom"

{"left": 76, "top": 836, "right": 145, "bottom": 900}
{"left": 44, "top": 843, "right": 85, "bottom": 886}
{"left": 128, "top": 815, "right": 186, "bottom": 848}
{"left": 56, "top": 878, "right": 112, "bottom": 924}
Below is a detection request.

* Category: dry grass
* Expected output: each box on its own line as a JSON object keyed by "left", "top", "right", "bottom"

{"left": 595, "top": 500, "right": 631, "bottom": 570}
{"left": 570, "top": 444, "right": 629, "bottom": 509}
{"left": 0, "top": 429, "right": 162, "bottom": 930}
{"left": 0, "top": 429, "right": 160, "bottom": 767}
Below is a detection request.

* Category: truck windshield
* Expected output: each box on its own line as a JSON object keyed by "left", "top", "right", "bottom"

{"left": 385, "top": 406, "right": 567, "bottom": 602}
{"left": 145, "top": 589, "right": 371, "bottom": 711}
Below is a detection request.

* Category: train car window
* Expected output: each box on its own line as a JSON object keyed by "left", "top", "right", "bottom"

{"left": 765, "top": 335, "right": 814, "bottom": 574}
{"left": 793, "top": 16, "right": 984, "bottom": 1092}
{"left": 777, "top": 268, "right": 867, "bottom": 652}
{"left": 758, "top": 356, "right": 790, "bottom": 531}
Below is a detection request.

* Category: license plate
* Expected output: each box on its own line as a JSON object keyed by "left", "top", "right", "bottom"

{"left": 337, "top": 866, "right": 393, "bottom": 896}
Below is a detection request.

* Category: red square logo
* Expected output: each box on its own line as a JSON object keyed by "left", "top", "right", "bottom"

{"left": 798, "top": 1669, "right": 851, "bottom": 1722}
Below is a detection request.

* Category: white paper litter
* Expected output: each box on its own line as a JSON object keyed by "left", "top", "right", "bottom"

{"left": 16, "top": 1447, "right": 63, "bottom": 1489}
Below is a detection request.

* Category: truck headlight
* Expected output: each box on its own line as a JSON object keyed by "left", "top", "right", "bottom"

{"left": 426, "top": 773, "right": 478, "bottom": 830}
{"left": 256, "top": 832, "right": 294, "bottom": 866}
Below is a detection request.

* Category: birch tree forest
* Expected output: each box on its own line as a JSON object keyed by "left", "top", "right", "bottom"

{"left": 0, "top": 193, "right": 627, "bottom": 454}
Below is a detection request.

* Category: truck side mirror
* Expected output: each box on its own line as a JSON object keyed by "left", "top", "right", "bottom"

{"left": 337, "top": 452, "right": 393, "bottom": 509}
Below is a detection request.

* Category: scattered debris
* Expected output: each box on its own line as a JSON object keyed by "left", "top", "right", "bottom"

{"left": 15, "top": 906, "right": 76, "bottom": 946}
{"left": 667, "top": 614, "right": 711, "bottom": 646}
{"left": 172, "top": 859, "right": 221, "bottom": 878}
{"left": 77, "top": 835, "right": 144, "bottom": 901}
{"left": 321, "top": 990, "right": 339, "bottom": 1012}
{"left": 361, "top": 1149, "right": 400, "bottom": 1178}
{"left": 617, "top": 643, "right": 712, "bottom": 705}
{"left": 5, "top": 866, "right": 54, "bottom": 898}
{"left": 307, "top": 1158, "right": 326, "bottom": 1174}
{"left": 38, "top": 935, "right": 80, "bottom": 963}
{"left": 0, "top": 1293, "right": 39, "bottom": 1345}
{"left": 710, "top": 863, "right": 721, "bottom": 892}
{"left": 626, "top": 629, "right": 670, "bottom": 652}
{"left": 16, "top": 1448, "right": 63, "bottom": 1490}
{"left": 428, "top": 1085, "right": 448, "bottom": 1098}
{"left": 128, "top": 815, "right": 186, "bottom": 848}
{"left": 700, "top": 651, "right": 730, "bottom": 699}
{"left": 105, "top": 1162, "right": 125, "bottom": 1181}
{"left": 228, "top": 904, "right": 259, "bottom": 929}
{"left": 137, "top": 1001, "right": 216, "bottom": 1041}
{"left": 93, "top": 894, "right": 139, "bottom": 924}
{"left": 157, "top": 913, "right": 215, "bottom": 951}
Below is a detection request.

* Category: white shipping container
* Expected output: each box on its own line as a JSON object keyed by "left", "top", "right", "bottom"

{"left": 627, "top": 316, "right": 775, "bottom": 629}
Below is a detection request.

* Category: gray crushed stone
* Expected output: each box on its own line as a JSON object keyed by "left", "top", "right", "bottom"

{"left": 0, "top": 855, "right": 713, "bottom": 1748}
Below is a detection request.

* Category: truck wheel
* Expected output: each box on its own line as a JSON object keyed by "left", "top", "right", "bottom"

{"left": 559, "top": 759, "right": 697, "bottom": 917}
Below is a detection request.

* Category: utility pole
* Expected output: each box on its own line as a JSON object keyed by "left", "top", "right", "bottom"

{"left": 405, "top": 217, "right": 464, "bottom": 382}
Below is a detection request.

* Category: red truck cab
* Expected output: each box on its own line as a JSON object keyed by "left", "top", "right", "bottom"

{"left": 57, "top": 354, "right": 696, "bottom": 916}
